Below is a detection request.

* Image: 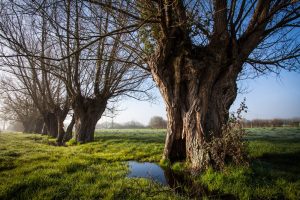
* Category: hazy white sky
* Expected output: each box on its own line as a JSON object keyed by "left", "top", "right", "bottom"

{"left": 100, "top": 71, "right": 300, "bottom": 125}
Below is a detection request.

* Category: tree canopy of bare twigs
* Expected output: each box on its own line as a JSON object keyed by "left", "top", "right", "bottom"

{"left": 0, "top": 1, "right": 71, "bottom": 143}
{"left": 0, "top": 77, "right": 44, "bottom": 133}
{"left": 0, "top": 0, "right": 153, "bottom": 143}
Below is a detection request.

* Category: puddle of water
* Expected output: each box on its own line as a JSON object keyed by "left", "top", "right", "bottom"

{"left": 127, "top": 161, "right": 167, "bottom": 185}
{"left": 127, "top": 161, "right": 237, "bottom": 199}
{"left": 127, "top": 161, "right": 194, "bottom": 194}
{"left": 127, "top": 161, "right": 195, "bottom": 195}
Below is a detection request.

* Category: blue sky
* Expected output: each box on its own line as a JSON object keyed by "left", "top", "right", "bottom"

{"left": 100, "top": 71, "right": 300, "bottom": 125}
{"left": 232, "top": 71, "right": 300, "bottom": 120}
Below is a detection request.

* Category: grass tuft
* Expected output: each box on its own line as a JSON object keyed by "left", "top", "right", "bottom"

{"left": 171, "top": 162, "right": 186, "bottom": 172}
{"left": 66, "top": 138, "right": 77, "bottom": 146}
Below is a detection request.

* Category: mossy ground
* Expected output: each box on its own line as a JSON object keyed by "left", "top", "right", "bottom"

{"left": 0, "top": 127, "right": 299, "bottom": 199}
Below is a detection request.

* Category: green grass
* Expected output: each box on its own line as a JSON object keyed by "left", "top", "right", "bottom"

{"left": 0, "top": 130, "right": 180, "bottom": 200}
{"left": 0, "top": 127, "right": 299, "bottom": 199}
{"left": 199, "top": 127, "right": 300, "bottom": 200}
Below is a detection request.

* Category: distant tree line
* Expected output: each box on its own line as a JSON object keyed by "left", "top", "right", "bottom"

{"left": 95, "top": 116, "right": 167, "bottom": 129}
{"left": 96, "top": 121, "right": 146, "bottom": 129}
{"left": 148, "top": 116, "right": 167, "bottom": 129}
{"left": 6, "top": 117, "right": 299, "bottom": 132}
{"left": 241, "top": 118, "right": 300, "bottom": 128}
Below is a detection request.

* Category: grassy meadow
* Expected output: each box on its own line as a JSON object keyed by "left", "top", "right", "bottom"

{"left": 0, "top": 127, "right": 299, "bottom": 199}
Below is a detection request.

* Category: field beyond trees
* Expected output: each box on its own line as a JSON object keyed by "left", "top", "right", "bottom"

{"left": 0, "top": 127, "right": 300, "bottom": 200}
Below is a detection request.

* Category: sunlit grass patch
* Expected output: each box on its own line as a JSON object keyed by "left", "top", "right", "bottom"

{"left": 0, "top": 130, "right": 182, "bottom": 199}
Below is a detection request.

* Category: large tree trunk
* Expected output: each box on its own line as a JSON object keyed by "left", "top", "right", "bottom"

{"left": 151, "top": 37, "right": 241, "bottom": 170}
{"left": 43, "top": 112, "right": 58, "bottom": 138}
{"left": 160, "top": 65, "right": 239, "bottom": 170}
{"left": 72, "top": 97, "right": 106, "bottom": 143}
{"left": 143, "top": 0, "right": 248, "bottom": 171}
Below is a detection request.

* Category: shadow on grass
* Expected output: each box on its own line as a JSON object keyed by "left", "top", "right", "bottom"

{"left": 246, "top": 135, "right": 300, "bottom": 142}
{"left": 255, "top": 150, "right": 300, "bottom": 176}
{"left": 0, "top": 163, "right": 16, "bottom": 171}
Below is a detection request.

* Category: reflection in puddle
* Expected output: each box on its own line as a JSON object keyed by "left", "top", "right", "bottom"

{"left": 127, "top": 161, "right": 192, "bottom": 194}
{"left": 127, "top": 161, "right": 167, "bottom": 185}
{"left": 127, "top": 161, "right": 236, "bottom": 199}
{"left": 127, "top": 161, "right": 193, "bottom": 195}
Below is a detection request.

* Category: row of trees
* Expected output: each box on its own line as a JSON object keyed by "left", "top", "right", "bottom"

{"left": 97, "top": 121, "right": 146, "bottom": 129}
{"left": 0, "top": 0, "right": 152, "bottom": 144}
{"left": 97, "top": 116, "right": 167, "bottom": 129}
{"left": 242, "top": 118, "right": 300, "bottom": 128}
{"left": 6, "top": 117, "right": 298, "bottom": 131}
{"left": 0, "top": 0, "right": 299, "bottom": 171}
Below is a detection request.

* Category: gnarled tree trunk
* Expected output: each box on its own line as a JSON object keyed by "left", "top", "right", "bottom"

{"left": 72, "top": 97, "right": 106, "bottom": 143}
{"left": 52, "top": 105, "right": 71, "bottom": 145}
{"left": 158, "top": 62, "right": 240, "bottom": 170}
{"left": 151, "top": 35, "right": 241, "bottom": 170}
{"left": 43, "top": 112, "right": 58, "bottom": 138}
{"left": 144, "top": 0, "right": 249, "bottom": 171}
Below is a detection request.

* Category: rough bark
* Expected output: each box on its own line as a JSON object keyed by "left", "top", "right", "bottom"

{"left": 158, "top": 57, "right": 240, "bottom": 170}
{"left": 145, "top": 1, "right": 244, "bottom": 171}
{"left": 43, "top": 112, "right": 58, "bottom": 138}
{"left": 72, "top": 97, "right": 106, "bottom": 143}
{"left": 150, "top": 23, "right": 241, "bottom": 170}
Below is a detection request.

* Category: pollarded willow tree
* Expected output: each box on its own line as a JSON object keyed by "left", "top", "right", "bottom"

{"left": 0, "top": 0, "right": 152, "bottom": 143}
{"left": 89, "top": 0, "right": 300, "bottom": 171}
{"left": 0, "top": 1, "right": 72, "bottom": 143}
{"left": 27, "top": 0, "right": 153, "bottom": 143}
{"left": 0, "top": 78, "right": 44, "bottom": 134}
{"left": 70, "top": 1, "right": 152, "bottom": 143}
{"left": 144, "top": 0, "right": 300, "bottom": 170}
